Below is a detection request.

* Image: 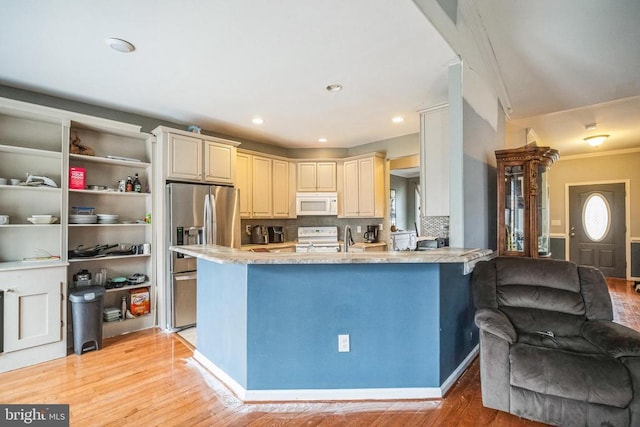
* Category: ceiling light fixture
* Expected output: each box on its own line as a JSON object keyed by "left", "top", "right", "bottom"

{"left": 318, "top": 137, "right": 328, "bottom": 143}
{"left": 252, "top": 117, "right": 264, "bottom": 125}
{"left": 105, "top": 38, "right": 135, "bottom": 53}
{"left": 325, "top": 84, "right": 343, "bottom": 92}
{"left": 392, "top": 116, "right": 404, "bottom": 123}
{"left": 584, "top": 134, "right": 609, "bottom": 147}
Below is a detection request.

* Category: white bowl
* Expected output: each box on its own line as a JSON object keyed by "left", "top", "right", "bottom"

{"left": 27, "top": 216, "right": 58, "bottom": 224}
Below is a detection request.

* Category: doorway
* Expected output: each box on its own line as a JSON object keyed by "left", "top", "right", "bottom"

{"left": 568, "top": 183, "right": 626, "bottom": 278}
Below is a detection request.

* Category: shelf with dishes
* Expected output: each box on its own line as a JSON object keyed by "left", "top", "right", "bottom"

{"left": 68, "top": 253, "right": 150, "bottom": 263}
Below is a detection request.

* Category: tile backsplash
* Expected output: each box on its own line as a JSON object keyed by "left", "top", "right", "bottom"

{"left": 241, "top": 217, "right": 386, "bottom": 245}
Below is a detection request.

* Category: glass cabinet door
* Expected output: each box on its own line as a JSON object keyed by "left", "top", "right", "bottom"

{"left": 504, "top": 165, "right": 525, "bottom": 253}
{"left": 537, "top": 165, "right": 550, "bottom": 256}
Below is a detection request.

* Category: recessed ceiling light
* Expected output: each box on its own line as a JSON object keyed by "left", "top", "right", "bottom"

{"left": 252, "top": 117, "right": 264, "bottom": 125}
{"left": 318, "top": 137, "right": 328, "bottom": 143}
{"left": 325, "top": 84, "right": 343, "bottom": 92}
{"left": 105, "top": 38, "right": 135, "bottom": 53}
{"left": 584, "top": 134, "right": 609, "bottom": 147}
{"left": 392, "top": 116, "right": 404, "bottom": 123}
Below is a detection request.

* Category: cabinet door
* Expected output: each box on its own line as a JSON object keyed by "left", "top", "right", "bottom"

{"left": 251, "top": 156, "right": 272, "bottom": 217}
{"left": 204, "top": 141, "right": 236, "bottom": 185}
{"left": 342, "top": 160, "right": 360, "bottom": 216}
{"left": 297, "top": 162, "right": 318, "bottom": 192}
{"left": 316, "top": 162, "right": 337, "bottom": 191}
{"left": 3, "top": 268, "right": 63, "bottom": 353}
{"left": 357, "top": 158, "right": 375, "bottom": 217}
{"left": 272, "top": 160, "right": 289, "bottom": 217}
{"left": 168, "top": 134, "right": 202, "bottom": 181}
{"left": 236, "top": 153, "right": 252, "bottom": 218}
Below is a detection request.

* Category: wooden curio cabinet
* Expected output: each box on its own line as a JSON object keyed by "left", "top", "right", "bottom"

{"left": 496, "top": 142, "right": 559, "bottom": 257}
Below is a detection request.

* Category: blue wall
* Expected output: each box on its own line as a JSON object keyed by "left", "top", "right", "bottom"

{"left": 197, "top": 261, "right": 477, "bottom": 391}
{"left": 198, "top": 260, "right": 249, "bottom": 387}
{"left": 245, "top": 264, "right": 440, "bottom": 389}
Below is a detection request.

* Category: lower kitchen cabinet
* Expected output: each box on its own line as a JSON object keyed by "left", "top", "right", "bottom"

{"left": 0, "top": 265, "right": 67, "bottom": 373}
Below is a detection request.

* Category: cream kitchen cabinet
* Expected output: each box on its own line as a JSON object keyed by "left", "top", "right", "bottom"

{"left": 236, "top": 152, "right": 253, "bottom": 217}
{"left": 297, "top": 161, "right": 336, "bottom": 192}
{"left": 251, "top": 155, "right": 273, "bottom": 218}
{"left": 340, "top": 153, "right": 385, "bottom": 218}
{"left": 237, "top": 151, "right": 292, "bottom": 218}
{"left": 0, "top": 266, "right": 67, "bottom": 373}
{"left": 154, "top": 126, "right": 239, "bottom": 185}
{"left": 272, "top": 159, "right": 290, "bottom": 217}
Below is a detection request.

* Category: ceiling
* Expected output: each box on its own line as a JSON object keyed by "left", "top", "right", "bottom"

{"left": 0, "top": 1, "right": 638, "bottom": 156}
{"left": 466, "top": 0, "right": 640, "bottom": 156}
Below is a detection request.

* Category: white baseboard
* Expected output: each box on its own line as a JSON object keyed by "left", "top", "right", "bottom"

{"left": 193, "top": 345, "right": 479, "bottom": 402}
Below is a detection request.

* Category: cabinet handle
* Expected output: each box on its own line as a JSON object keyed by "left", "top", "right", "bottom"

{"left": 175, "top": 274, "right": 197, "bottom": 281}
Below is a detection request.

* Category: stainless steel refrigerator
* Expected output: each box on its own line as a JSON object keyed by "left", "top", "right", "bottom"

{"left": 166, "top": 182, "right": 241, "bottom": 330}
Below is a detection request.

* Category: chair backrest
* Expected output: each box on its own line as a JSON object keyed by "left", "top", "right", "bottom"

{"left": 473, "top": 257, "right": 613, "bottom": 336}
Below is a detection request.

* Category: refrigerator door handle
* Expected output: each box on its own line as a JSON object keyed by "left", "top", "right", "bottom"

{"left": 202, "top": 194, "right": 209, "bottom": 246}
{"left": 210, "top": 191, "right": 218, "bottom": 245}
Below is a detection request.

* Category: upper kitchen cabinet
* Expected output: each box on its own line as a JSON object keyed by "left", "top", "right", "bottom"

{"left": 340, "top": 153, "right": 385, "bottom": 218}
{"left": 495, "top": 142, "right": 559, "bottom": 258}
{"left": 0, "top": 98, "right": 67, "bottom": 268}
{"left": 153, "top": 126, "right": 240, "bottom": 185}
{"left": 421, "top": 105, "right": 449, "bottom": 216}
{"left": 237, "top": 150, "right": 293, "bottom": 219}
{"left": 297, "top": 161, "right": 336, "bottom": 192}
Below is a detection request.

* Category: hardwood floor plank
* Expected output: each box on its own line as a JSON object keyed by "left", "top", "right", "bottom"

{"left": 0, "top": 279, "right": 636, "bottom": 426}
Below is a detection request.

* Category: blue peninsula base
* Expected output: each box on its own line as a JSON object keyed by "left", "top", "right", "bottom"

{"left": 194, "top": 259, "right": 479, "bottom": 401}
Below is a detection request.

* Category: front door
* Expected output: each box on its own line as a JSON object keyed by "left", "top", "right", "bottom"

{"left": 569, "top": 183, "right": 626, "bottom": 277}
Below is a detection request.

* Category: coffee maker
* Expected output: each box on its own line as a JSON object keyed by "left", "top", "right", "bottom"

{"left": 364, "top": 225, "right": 379, "bottom": 243}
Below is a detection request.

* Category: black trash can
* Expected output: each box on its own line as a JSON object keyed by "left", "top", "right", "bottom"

{"left": 69, "top": 286, "right": 105, "bottom": 355}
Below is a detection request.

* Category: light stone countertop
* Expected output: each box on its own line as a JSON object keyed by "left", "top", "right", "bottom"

{"left": 170, "top": 244, "right": 494, "bottom": 274}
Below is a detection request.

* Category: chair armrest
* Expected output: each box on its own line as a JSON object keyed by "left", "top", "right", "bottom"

{"left": 475, "top": 308, "right": 517, "bottom": 344}
{"left": 582, "top": 320, "right": 640, "bottom": 358}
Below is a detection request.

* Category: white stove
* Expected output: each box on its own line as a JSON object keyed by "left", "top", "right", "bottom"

{"left": 295, "top": 226, "right": 340, "bottom": 253}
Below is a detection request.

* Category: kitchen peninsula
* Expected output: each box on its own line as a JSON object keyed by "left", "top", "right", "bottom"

{"left": 171, "top": 245, "right": 493, "bottom": 401}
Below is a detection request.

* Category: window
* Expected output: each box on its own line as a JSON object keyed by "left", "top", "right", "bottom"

{"left": 583, "top": 193, "right": 610, "bottom": 241}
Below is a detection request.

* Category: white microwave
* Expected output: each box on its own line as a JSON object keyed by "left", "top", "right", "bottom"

{"left": 296, "top": 192, "right": 338, "bottom": 216}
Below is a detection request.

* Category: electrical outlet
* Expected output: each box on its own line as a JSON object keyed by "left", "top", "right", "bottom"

{"left": 378, "top": 223, "right": 383, "bottom": 231}
{"left": 245, "top": 225, "right": 252, "bottom": 235}
{"left": 356, "top": 226, "right": 361, "bottom": 233}
{"left": 338, "top": 334, "right": 350, "bottom": 352}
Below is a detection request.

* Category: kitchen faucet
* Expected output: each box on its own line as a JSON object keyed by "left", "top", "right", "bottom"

{"left": 343, "top": 225, "right": 354, "bottom": 252}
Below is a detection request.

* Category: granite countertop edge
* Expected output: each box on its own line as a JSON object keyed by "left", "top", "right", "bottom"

{"left": 171, "top": 244, "right": 494, "bottom": 271}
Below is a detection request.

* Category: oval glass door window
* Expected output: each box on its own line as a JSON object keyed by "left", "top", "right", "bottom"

{"left": 582, "top": 193, "right": 610, "bottom": 241}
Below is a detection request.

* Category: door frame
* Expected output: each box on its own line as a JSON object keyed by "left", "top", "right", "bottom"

{"left": 564, "top": 179, "right": 630, "bottom": 278}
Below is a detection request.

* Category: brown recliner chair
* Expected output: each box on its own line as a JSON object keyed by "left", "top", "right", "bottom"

{"left": 472, "top": 256, "right": 640, "bottom": 426}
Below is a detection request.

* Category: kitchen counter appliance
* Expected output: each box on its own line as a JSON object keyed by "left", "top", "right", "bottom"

{"left": 295, "top": 226, "right": 340, "bottom": 253}
{"left": 389, "top": 230, "right": 417, "bottom": 251}
{"left": 251, "top": 225, "right": 269, "bottom": 244}
{"left": 268, "top": 226, "right": 284, "bottom": 243}
{"left": 166, "top": 182, "right": 240, "bottom": 331}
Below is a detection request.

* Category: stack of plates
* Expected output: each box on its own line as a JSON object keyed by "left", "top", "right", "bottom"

{"left": 97, "top": 213, "right": 119, "bottom": 224}
{"left": 103, "top": 307, "right": 121, "bottom": 322}
{"left": 69, "top": 214, "right": 98, "bottom": 224}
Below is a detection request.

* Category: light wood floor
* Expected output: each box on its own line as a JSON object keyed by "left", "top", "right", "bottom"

{"left": 1, "top": 278, "right": 637, "bottom": 426}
